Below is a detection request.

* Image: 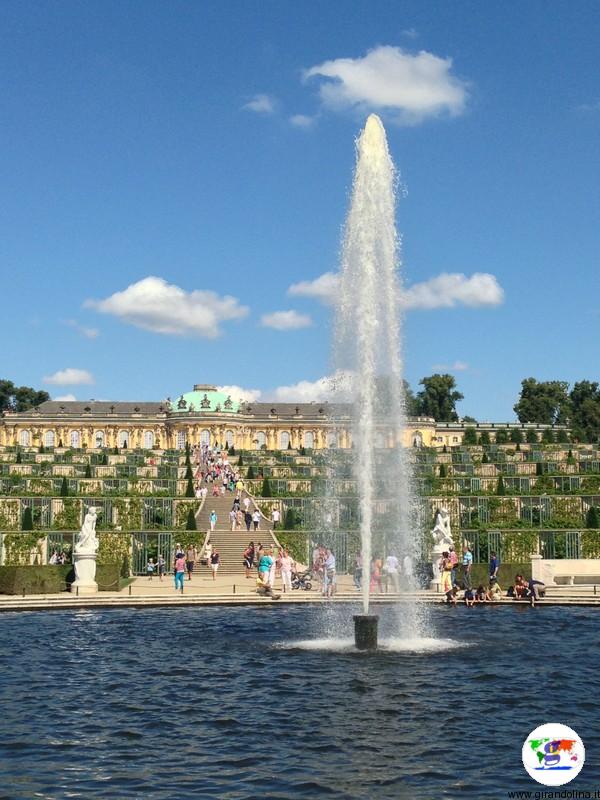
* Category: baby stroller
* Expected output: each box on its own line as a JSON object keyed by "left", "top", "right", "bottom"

{"left": 291, "top": 569, "right": 313, "bottom": 591}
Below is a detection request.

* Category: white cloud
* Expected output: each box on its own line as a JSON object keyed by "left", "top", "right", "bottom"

{"left": 53, "top": 394, "right": 77, "bottom": 401}
{"left": 216, "top": 385, "right": 262, "bottom": 404}
{"left": 265, "top": 371, "right": 354, "bottom": 402}
{"left": 260, "top": 310, "right": 313, "bottom": 330}
{"left": 431, "top": 360, "right": 469, "bottom": 372}
{"left": 304, "top": 45, "right": 469, "bottom": 124}
{"left": 288, "top": 270, "right": 504, "bottom": 309}
{"left": 287, "top": 271, "right": 339, "bottom": 305}
{"left": 402, "top": 272, "right": 504, "bottom": 309}
{"left": 401, "top": 28, "right": 419, "bottom": 39}
{"left": 63, "top": 319, "right": 99, "bottom": 339}
{"left": 85, "top": 276, "right": 249, "bottom": 339}
{"left": 242, "top": 94, "right": 276, "bottom": 114}
{"left": 290, "top": 114, "right": 316, "bottom": 128}
{"left": 576, "top": 100, "right": 600, "bottom": 112}
{"left": 43, "top": 368, "right": 94, "bottom": 386}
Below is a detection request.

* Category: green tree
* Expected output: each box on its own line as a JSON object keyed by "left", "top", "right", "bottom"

{"left": 526, "top": 429, "right": 539, "bottom": 444}
{"left": 15, "top": 451, "right": 22, "bottom": 464}
{"left": 542, "top": 428, "right": 555, "bottom": 444}
{"left": 514, "top": 378, "right": 570, "bottom": 425}
{"left": 246, "top": 465, "right": 255, "bottom": 480}
{"left": 284, "top": 508, "right": 297, "bottom": 530}
{"left": 21, "top": 507, "right": 33, "bottom": 531}
{"left": 496, "top": 475, "right": 506, "bottom": 496}
{"left": 569, "top": 381, "right": 600, "bottom": 443}
{"left": 586, "top": 506, "right": 600, "bottom": 529}
{"left": 439, "top": 463, "right": 447, "bottom": 478}
{"left": 60, "top": 477, "right": 69, "bottom": 497}
{"left": 555, "top": 428, "right": 569, "bottom": 444}
{"left": 0, "top": 379, "right": 50, "bottom": 413}
{"left": 228, "top": 445, "right": 236, "bottom": 456}
{"left": 101, "top": 452, "right": 108, "bottom": 465}
{"left": 442, "top": 444, "right": 448, "bottom": 453}
{"left": 84, "top": 463, "right": 92, "bottom": 478}
{"left": 185, "top": 508, "right": 197, "bottom": 530}
{"left": 237, "top": 454, "right": 244, "bottom": 467}
{"left": 185, "top": 477, "right": 195, "bottom": 497}
{"left": 463, "top": 427, "right": 477, "bottom": 445}
{"left": 39, "top": 444, "right": 45, "bottom": 454}
{"left": 479, "top": 431, "right": 491, "bottom": 446}
{"left": 261, "top": 477, "right": 272, "bottom": 497}
{"left": 462, "top": 415, "right": 477, "bottom": 424}
{"left": 536, "top": 462, "right": 544, "bottom": 476}
{"left": 510, "top": 428, "right": 523, "bottom": 444}
{"left": 567, "top": 449, "right": 576, "bottom": 465}
{"left": 481, "top": 452, "right": 489, "bottom": 464}
{"left": 415, "top": 374, "right": 464, "bottom": 421}
{"left": 185, "top": 462, "right": 194, "bottom": 481}
{"left": 495, "top": 429, "right": 509, "bottom": 444}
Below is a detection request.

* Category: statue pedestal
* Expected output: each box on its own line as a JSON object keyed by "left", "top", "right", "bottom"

{"left": 71, "top": 552, "right": 98, "bottom": 595}
{"left": 430, "top": 547, "right": 445, "bottom": 592}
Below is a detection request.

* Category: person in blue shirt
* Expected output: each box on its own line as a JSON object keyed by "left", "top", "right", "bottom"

{"left": 462, "top": 545, "right": 473, "bottom": 589}
{"left": 489, "top": 551, "right": 500, "bottom": 581}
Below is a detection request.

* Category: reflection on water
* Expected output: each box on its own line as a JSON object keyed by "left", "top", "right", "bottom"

{"left": 0, "top": 604, "right": 599, "bottom": 799}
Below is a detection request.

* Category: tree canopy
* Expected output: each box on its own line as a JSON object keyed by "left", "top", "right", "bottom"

{"left": 414, "top": 374, "right": 463, "bottom": 422}
{"left": 0, "top": 379, "right": 49, "bottom": 413}
{"left": 513, "top": 378, "right": 570, "bottom": 425}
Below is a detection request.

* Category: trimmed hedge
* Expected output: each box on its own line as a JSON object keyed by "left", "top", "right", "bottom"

{"left": 466, "top": 562, "right": 531, "bottom": 588}
{"left": 0, "top": 563, "right": 121, "bottom": 595}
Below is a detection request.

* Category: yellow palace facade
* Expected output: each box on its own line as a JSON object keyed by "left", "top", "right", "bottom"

{"left": 0, "top": 384, "right": 557, "bottom": 451}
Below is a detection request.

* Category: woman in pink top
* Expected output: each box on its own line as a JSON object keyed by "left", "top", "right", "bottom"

{"left": 174, "top": 555, "right": 186, "bottom": 591}
{"left": 279, "top": 549, "right": 295, "bottom": 593}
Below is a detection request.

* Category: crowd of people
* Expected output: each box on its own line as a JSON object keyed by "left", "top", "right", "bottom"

{"left": 349, "top": 551, "right": 414, "bottom": 593}
{"left": 439, "top": 547, "right": 546, "bottom": 606}
{"left": 48, "top": 549, "right": 69, "bottom": 565}
{"left": 191, "top": 444, "right": 244, "bottom": 500}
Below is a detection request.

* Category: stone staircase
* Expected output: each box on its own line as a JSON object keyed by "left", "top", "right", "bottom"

{"left": 195, "top": 490, "right": 277, "bottom": 575}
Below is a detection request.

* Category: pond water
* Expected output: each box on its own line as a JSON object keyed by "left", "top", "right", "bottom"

{"left": 0, "top": 604, "right": 598, "bottom": 798}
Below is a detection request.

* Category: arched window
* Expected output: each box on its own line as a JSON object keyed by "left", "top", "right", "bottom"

{"left": 279, "top": 431, "right": 290, "bottom": 449}
{"left": 143, "top": 430, "right": 154, "bottom": 449}
{"left": 200, "top": 429, "right": 211, "bottom": 447}
{"left": 94, "top": 431, "right": 105, "bottom": 448}
{"left": 70, "top": 430, "right": 80, "bottom": 448}
{"left": 412, "top": 431, "right": 423, "bottom": 448}
{"left": 118, "top": 430, "right": 129, "bottom": 448}
{"left": 327, "top": 431, "right": 338, "bottom": 448}
{"left": 375, "top": 432, "right": 385, "bottom": 449}
{"left": 19, "top": 430, "right": 30, "bottom": 447}
{"left": 176, "top": 430, "right": 186, "bottom": 450}
{"left": 44, "top": 430, "right": 55, "bottom": 447}
{"left": 256, "top": 431, "right": 266, "bottom": 449}
{"left": 225, "top": 430, "right": 234, "bottom": 448}
{"left": 303, "top": 431, "right": 314, "bottom": 449}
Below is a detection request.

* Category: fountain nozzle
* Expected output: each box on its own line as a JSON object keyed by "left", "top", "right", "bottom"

{"left": 353, "top": 614, "right": 379, "bottom": 650}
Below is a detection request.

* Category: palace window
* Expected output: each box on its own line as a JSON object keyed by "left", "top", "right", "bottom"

{"left": 143, "top": 430, "right": 154, "bottom": 449}
{"left": 95, "top": 431, "right": 105, "bottom": 448}
{"left": 44, "top": 430, "right": 55, "bottom": 447}
{"left": 200, "top": 429, "right": 211, "bottom": 446}
{"left": 118, "top": 430, "right": 129, "bottom": 448}
{"left": 256, "top": 431, "right": 266, "bottom": 449}
{"left": 303, "top": 431, "right": 314, "bottom": 449}
{"left": 225, "top": 430, "right": 234, "bottom": 448}
{"left": 70, "top": 430, "right": 80, "bottom": 448}
{"left": 327, "top": 431, "right": 338, "bottom": 448}
{"left": 279, "top": 431, "right": 290, "bottom": 449}
{"left": 176, "top": 430, "right": 186, "bottom": 450}
{"left": 19, "top": 430, "right": 30, "bottom": 447}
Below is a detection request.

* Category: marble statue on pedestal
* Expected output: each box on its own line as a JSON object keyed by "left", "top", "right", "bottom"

{"left": 430, "top": 507, "right": 454, "bottom": 589}
{"left": 71, "top": 506, "right": 100, "bottom": 595}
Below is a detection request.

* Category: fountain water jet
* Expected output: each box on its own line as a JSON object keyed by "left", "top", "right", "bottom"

{"left": 332, "top": 114, "right": 423, "bottom": 649}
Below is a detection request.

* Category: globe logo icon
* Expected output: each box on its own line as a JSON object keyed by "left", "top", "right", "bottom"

{"left": 522, "top": 723, "right": 585, "bottom": 786}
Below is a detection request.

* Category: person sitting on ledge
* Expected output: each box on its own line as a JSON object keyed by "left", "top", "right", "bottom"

{"left": 475, "top": 585, "right": 488, "bottom": 603}
{"left": 444, "top": 586, "right": 459, "bottom": 606}
{"left": 463, "top": 587, "right": 476, "bottom": 607}
{"left": 486, "top": 577, "right": 502, "bottom": 601}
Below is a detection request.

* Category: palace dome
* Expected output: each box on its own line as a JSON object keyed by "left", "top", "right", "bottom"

{"left": 168, "top": 384, "right": 240, "bottom": 414}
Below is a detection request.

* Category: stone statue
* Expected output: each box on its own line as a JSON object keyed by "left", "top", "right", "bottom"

{"left": 430, "top": 507, "right": 454, "bottom": 589}
{"left": 75, "top": 506, "right": 99, "bottom": 554}
{"left": 71, "top": 506, "right": 99, "bottom": 594}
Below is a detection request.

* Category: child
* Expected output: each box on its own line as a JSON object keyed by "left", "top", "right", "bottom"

{"left": 487, "top": 577, "right": 502, "bottom": 601}
{"left": 157, "top": 554, "right": 166, "bottom": 582}
{"left": 146, "top": 558, "right": 155, "bottom": 580}
{"left": 475, "top": 584, "right": 487, "bottom": 603}
{"left": 464, "top": 587, "right": 476, "bottom": 607}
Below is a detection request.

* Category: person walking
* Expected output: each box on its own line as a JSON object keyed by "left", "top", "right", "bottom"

{"left": 204, "top": 540, "right": 212, "bottom": 573}
{"left": 271, "top": 508, "right": 280, "bottom": 529}
{"left": 243, "top": 541, "right": 255, "bottom": 578}
{"left": 174, "top": 553, "right": 186, "bottom": 592}
{"left": 323, "top": 548, "right": 336, "bottom": 598}
{"left": 186, "top": 545, "right": 196, "bottom": 581}
{"left": 210, "top": 549, "right": 220, "bottom": 581}
{"left": 209, "top": 510, "right": 217, "bottom": 531}
{"left": 244, "top": 510, "right": 252, "bottom": 531}
{"left": 252, "top": 509, "right": 260, "bottom": 531}
{"left": 146, "top": 557, "right": 155, "bottom": 581}
{"left": 448, "top": 546, "right": 458, "bottom": 587}
{"left": 489, "top": 551, "right": 500, "bottom": 582}
{"left": 157, "top": 553, "right": 166, "bottom": 582}
{"left": 279, "top": 548, "right": 294, "bottom": 593}
{"left": 462, "top": 545, "right": 473, "bottom": 590}
{"left": 229, "top": 509, "right": 237, "bottom": 531}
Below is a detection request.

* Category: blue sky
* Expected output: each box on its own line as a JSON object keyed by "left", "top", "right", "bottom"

{"left": 1, "top": 1, "right": 598, "bottom": 419}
